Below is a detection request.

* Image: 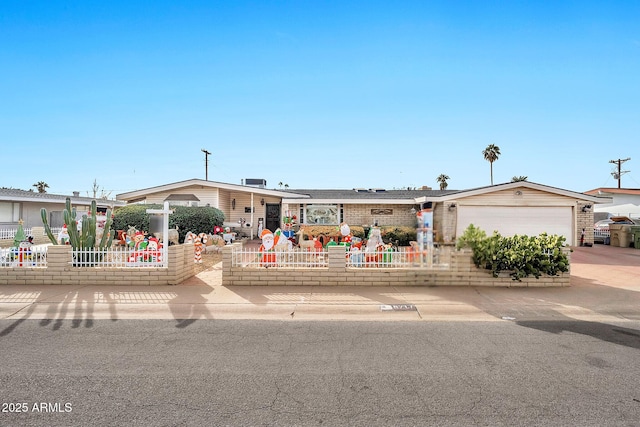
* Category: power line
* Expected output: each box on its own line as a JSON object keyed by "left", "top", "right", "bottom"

{"left": 609, "top": 157, "right": 631, "bottom": 189}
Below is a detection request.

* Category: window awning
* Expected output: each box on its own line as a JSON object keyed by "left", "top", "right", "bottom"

{"left": 164, "top": 194, "right": 200, "bottom": 202}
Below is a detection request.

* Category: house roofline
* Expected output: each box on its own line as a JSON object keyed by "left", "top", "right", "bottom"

{"left": 282, "top": 198, "right": 417, "bottom": 205}
{"left": 116, "top": 178, "right": 308, "bottom": 201}
{"left": 415, "top": 181, "right": 610, "bottom": 204}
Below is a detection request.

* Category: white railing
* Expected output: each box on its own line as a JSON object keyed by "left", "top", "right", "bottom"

{"left": 0, "top": 227, "right": 62, "bottom": 240}
{"left": 594, "top": 229, "right": 610, "bottom": 242}
{"left": 348, "top": 246, "right": 449, "bottom": 269}
{"left": 0, "top": 228, "right": 33, "bottom": 240}
{"left": 0, "top": 245, "right": 48, "bottom": 268}
{"left": 232, "top": 248, "right": 328, "bottom": 268}
{"left": 231, "top": 246, "right": 451, "bottom": 269}
{"left": 71, "top": 247, "right": 167, "bottom": 268}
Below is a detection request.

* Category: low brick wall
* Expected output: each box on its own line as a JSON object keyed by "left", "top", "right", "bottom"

{"left": 222, "top": 245, "right": 571, "bottom": 287}
{"left": 0, "top": 244, "right": 196, "bottom": 286}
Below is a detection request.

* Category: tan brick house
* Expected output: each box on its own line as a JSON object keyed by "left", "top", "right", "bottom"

{"left": 116, "top": 179, "right": 609, "bottom": 246}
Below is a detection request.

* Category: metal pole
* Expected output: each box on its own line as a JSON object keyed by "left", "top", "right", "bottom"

{"left": 202, "top": 149, "right": 211, "bottom": 181}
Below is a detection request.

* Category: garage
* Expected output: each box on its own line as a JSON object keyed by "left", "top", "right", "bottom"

{"left": 456, "top": 206, "right": 574, "bottom": 242}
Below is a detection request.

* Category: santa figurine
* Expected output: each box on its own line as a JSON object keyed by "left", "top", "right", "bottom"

{"left": 339, "top": 222, "right": 352, "bottom": 247}
{"left": 259, "top": 229, "right": 276, "bottom": 267}
{"left": 57, "top": 224, "right": 70, "bottom": 245}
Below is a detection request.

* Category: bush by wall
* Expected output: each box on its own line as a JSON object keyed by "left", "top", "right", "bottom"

{"left": 112, "top": 205, "right": 224, "bottom": 243}
{"left": 457, "top": 224, "right": 570, "bottom": 281}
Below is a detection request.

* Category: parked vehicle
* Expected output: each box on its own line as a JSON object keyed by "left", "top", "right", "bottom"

{"left": 593, "top": 216, "right": 636, "bottom": 244}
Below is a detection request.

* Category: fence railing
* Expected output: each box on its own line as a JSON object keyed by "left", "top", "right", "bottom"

{"left": 0, "top": 228, "right": 33, "bottom": 240}
{"left": 232, "top": 248, "right": 329, "bottom": 268}
{"left": 0, "top": 227, "right": 62, "bottom": 240}
{"left": 348, "top": 246, "right": 449, "bottom": 268}
{"left": 594, "top": 229, "right": 610, "bottom": 242}
{"left": 71, "top": 247, "right": 167, "bottom": 268}
{"left": 0, "top": 245, "right": 48, "bottom": 268}
{"left": 231, "top": 246, "right": 451, "bottom": 269}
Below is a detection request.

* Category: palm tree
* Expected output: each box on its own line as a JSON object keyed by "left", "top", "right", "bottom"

{"left": 482, "top": 144, "right": 501, "bottom": 185}
{"left": 32, "top": 181, "right": 49, "bottom": 193}
{"left": 436, "top": 174, "right": 450, "bottom": 190}
{"left": 511, "top": 176, "right": 528, "bottom": 182}
{"left": 278, "top": 182, "right": 283, "bottom": 189}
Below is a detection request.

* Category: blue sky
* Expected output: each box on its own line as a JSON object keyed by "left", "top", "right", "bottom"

{"left": 2, "top": 1, "right": 639, "bottom": 197}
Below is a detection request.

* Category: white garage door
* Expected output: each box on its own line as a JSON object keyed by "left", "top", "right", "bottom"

{"left": 456, "top": 206, "right": 573, "bottom": 243}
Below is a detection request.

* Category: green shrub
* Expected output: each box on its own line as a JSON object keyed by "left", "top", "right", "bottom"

{"left": 457, "top": 224, "right": 570, "bottom": 281}
{"left": 380, "top": 226, "right": 417, "bottom": 246}
{"left": 112, "top": 205, "right": 224, "bottom": 243}
{"left": 171, "top": 206, "right": 224, "bottom": 242}
{"left": 112, "top": 205, "right": 152, "bottom": 234}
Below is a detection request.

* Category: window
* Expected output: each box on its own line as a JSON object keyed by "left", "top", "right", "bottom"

{"left": 0, "top": 202, "right": 19, "bottom": 222}
{"left": 305, "top": 204, "right": 339, "bottom": 225}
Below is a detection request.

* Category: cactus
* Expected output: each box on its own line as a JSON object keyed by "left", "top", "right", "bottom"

{"left": 40, "top": 208, "right": 58, "bottom": 245}
{"left": 41, "top": 197, "right": 115, "bottom": 251}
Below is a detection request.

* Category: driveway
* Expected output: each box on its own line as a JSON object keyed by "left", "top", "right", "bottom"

{"left": 570, "top": 244, "right": 640, "bottom": 291}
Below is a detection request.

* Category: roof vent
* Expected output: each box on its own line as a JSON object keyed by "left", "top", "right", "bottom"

{"left": 244, "top": 178, "right": 267, "bottom": 189}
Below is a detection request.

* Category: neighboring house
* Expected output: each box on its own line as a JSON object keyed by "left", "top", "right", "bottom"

{"left": 583, "top": 188, "right": 640, "bottom": 219}
{"left": 116, "top": 179, "right": 609, "bottom": 246}
{"left": 0, "top": 188, "right": 125, "bottom": 231}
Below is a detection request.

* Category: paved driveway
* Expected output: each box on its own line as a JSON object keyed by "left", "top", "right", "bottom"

{"left": 570, "top": 244, "right": 640, "bottom": 290}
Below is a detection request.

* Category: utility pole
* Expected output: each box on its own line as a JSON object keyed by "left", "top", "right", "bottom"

{"left": 609, "top": 157, "right": 631, "bottom": 189}
{"left": 201, "top": 149, "right": 211, "bottom": 181}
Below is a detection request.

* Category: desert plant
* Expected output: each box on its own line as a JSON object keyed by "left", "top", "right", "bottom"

{"left": 42, "top": 198, "right": 113, "bottom": 249}
{"left": 42, "top": 198, "right": 114, "bottom": 266}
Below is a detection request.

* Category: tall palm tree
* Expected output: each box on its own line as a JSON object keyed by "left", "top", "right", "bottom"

{"left": 436, "top": 174, "right": 450, "bottom": 190}
{"left": 32, "top": 181, "right": 49, "bottom": 193}
{"left": 482, "top": 144, "right": 501, "bottom": 185}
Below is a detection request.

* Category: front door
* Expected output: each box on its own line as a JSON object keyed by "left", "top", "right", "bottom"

{"left": 265, "top": 203, "right": 281, "bottom": 232}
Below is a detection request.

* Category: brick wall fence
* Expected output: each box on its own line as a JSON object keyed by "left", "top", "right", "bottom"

{"left": 222, "top": 243, "right": 571, "bottom": 287}
{"left": 1, "top": 244, "right": 196, "bottom": 286}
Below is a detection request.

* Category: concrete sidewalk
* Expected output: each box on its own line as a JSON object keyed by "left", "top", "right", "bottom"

{"left": 1, "top": 245, "right": 639, "bottom": 323}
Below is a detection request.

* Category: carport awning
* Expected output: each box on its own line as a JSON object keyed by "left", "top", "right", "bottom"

{"left": 164, "top": 194, "right": 200, "bottom": 202}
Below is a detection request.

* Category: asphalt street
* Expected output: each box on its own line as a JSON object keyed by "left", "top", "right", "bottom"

{"left": 1, "top": 319, "right": 639, "bottom": 426}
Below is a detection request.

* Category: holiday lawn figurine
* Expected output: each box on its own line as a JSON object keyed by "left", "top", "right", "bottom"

{"left": 365, "top": 226, "right": 385, "bottom": 266}
{"left": 185, "top": 231, "right": 208, "bottom": 263}
{"left": 273, "top": 228, "right": 293, "bottom": 251}
{"left": 17, "top": 240, "right": 33, "bottom": 267}
{"left": 146, "top": 237, "right": 162, "bottom": 262}
{"left": 57, "top": 224, "right": 70, "bottom": 245}
{"left": 132, "top": 231, "right": 146, "bottom": 249}
{"left": 259, "top": 229, "right": 276, "bottom": 267}
{"left": 339, "top": 222, "right": 352, "bottom": 247}
{"left": 349, "top": 246, "right": 363, "bottom": 267}
{"left": 194, "top": 232, "right": 207, "bottom": 263}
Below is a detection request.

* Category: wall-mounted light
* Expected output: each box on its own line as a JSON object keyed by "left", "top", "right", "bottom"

{"left": 448, "top": 203, "right": 457, "bottom": 211}
{"left": 232, "top": 199, "right": 236, "bottom": 210}
{"left": 410, "top": 207, "right": 417, "bottom": 214}
{"left": 260, "top": 198, "right": 265, "bottom": 206}
{"left": 581, "top": 204, "right": 592, "bottom": 212}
